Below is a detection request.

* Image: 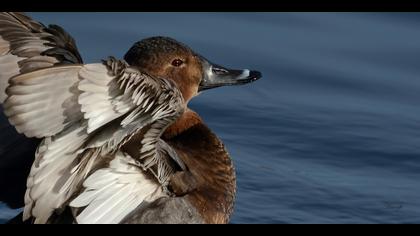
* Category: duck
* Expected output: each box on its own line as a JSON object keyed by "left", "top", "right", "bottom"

{"left": 0, "top": 12, "right": 261, "bottom": 224}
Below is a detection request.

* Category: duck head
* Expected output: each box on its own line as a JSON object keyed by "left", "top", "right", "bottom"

{"left": 124, "top": 36, "right": 262, "bottom": 103}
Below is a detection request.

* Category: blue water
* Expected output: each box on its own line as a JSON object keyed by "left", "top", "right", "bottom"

{"left": 1, "top": 12, "right": 420, "bottom": 224}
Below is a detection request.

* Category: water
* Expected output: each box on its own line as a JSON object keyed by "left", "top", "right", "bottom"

{"left": 1, "top": 12, "right": 420, "bottom": 224}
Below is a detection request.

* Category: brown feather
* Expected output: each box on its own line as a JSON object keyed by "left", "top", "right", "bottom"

{"left": 165, "top": 111, "right": 236, "bottom": 224}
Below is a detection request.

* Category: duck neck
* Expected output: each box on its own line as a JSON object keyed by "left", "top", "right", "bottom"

{"left": 164, "top": 109, "right": 237, "bottom": 224}
{"left": 163, "top": 108, "right": 203, "bottom": 140}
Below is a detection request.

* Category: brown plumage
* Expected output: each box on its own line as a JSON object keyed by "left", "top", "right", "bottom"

{"left": 167, "top": 119, "right": 237, "bottom": 224}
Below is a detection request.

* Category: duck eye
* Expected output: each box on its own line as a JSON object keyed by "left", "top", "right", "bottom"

{"left": 171, "top": 59, "right": 183, "bottom": 67}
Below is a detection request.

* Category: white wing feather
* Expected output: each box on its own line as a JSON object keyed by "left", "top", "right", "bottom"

{"left": 23, "top": 125, "right": 89, "bottom": 223}
{"left": 70, "top": 151, "right": 165, "bottom": 224}
{"left": 3, "top": 66, "right": 82, "bottom": 138}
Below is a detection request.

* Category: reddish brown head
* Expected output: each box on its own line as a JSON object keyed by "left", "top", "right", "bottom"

{"left": 124, "top": 36, "right": 262, "bottom": 104}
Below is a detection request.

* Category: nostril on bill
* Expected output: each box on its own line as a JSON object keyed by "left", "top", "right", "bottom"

{"left": 212, "top": 67, "right": 228, "bottom": 74}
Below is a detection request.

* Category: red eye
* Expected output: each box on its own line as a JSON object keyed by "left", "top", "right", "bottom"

{"left": 171, "top": 59, "right": 183, "bottom": 67}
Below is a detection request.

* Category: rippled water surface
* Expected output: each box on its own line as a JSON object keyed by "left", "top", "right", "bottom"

{"left": 1, "top": 13, "right": 420, "bottom": 223}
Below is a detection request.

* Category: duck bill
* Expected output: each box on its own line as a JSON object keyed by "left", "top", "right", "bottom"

{"left": 198, "top": 58, "right": 262, "bottom": 92}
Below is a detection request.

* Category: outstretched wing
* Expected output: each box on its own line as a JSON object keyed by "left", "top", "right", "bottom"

{"left": 0, "top": 13, "right": 186, "bottom": 223}
{"left": 4, "top": 57, "right": 185, "bottom": 223}
{"left": 0, "top": 12, "right": 83, "bottom": 209}
{"left": 0, "top": 12, "right": 82, "bottom": 103}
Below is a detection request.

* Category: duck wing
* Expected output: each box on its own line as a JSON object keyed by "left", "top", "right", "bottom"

{"left": 3, "top": 57, "right": 185, "bottom": 224}
{"left": 0, "top": 12, "right": 82, "bottom": 103}
{"left": 0, "top": 12, "right": 82, "bottom": 209}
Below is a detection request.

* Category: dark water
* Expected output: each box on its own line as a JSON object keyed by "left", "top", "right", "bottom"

{"left": 1, "top": 13, "right": 420, "bottom": 223}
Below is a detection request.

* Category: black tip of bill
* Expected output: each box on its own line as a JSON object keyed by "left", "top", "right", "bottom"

{"left": 198, "top": 60, "right": 262, "bottom": 92}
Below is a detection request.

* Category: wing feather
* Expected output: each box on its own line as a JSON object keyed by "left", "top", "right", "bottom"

{"left": 0, "top": 12, "right": 83, "bottom": 104}
{"left": 70, "top": 151, "right": 165, "bottom": 224}
{"left": 3, "top": 66, "right": 82, "bottom": 138}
